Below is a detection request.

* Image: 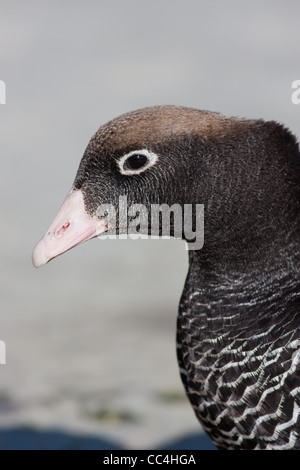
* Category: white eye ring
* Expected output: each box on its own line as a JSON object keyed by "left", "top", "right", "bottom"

{"left": 118, "top": 149, "right": 158, "bottom": 175}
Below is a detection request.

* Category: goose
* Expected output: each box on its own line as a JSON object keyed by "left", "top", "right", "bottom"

{"left": 32, "top": 105, "right": 300, "bottom": 450}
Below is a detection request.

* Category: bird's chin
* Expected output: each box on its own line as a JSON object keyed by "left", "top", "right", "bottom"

{"left": 32, "top": 189, "right": 108, "bottom": 268}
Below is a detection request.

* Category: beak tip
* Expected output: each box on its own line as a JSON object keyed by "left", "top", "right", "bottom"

{"left": 32, "top": 189, "right": 105, "bottom": 269}
{"left": 32, "top": 240, "right": 48, "bottom": 268}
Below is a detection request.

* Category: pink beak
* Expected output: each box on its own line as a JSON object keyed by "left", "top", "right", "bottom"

{"left": 32, "top": 189, "right": 108, "bottom": 268}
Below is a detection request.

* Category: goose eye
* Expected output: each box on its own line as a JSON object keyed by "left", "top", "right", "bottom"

{"left": 118, "top": 149, "right": 159, "bottom": 175}
{"left": 124, "top": 154, "right": 148, "bottom": 171}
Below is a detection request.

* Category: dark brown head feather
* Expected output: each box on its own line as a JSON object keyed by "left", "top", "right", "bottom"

{"left": 88, "top": 105, "right": 253, "bottom": 154}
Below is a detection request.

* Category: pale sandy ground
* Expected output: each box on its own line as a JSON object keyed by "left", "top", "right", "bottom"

{"left": 0, "top": 238, "right": 215, "bottom": 449}
{"left": 0, "top": 1, "right": 299, "bottom": 450}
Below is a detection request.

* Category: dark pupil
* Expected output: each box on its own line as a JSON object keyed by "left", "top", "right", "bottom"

{"left": 124, "top": 154, "right": 148, "bottom": 170}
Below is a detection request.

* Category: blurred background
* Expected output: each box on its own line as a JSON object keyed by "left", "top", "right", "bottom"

{"left": 0, "top": 0, "right": 299, "bottom": 450}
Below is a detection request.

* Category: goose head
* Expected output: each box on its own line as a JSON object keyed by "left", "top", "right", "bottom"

{"left": 32, "top": 105, "right": 230, "bottom": 267}
{"left": 33, "top": 105, "right": 291, "bottom": 268}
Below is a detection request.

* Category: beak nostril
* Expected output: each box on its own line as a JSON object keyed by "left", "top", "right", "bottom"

{"left": 56, "top": 221, "right": 71, "bottom": 237}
